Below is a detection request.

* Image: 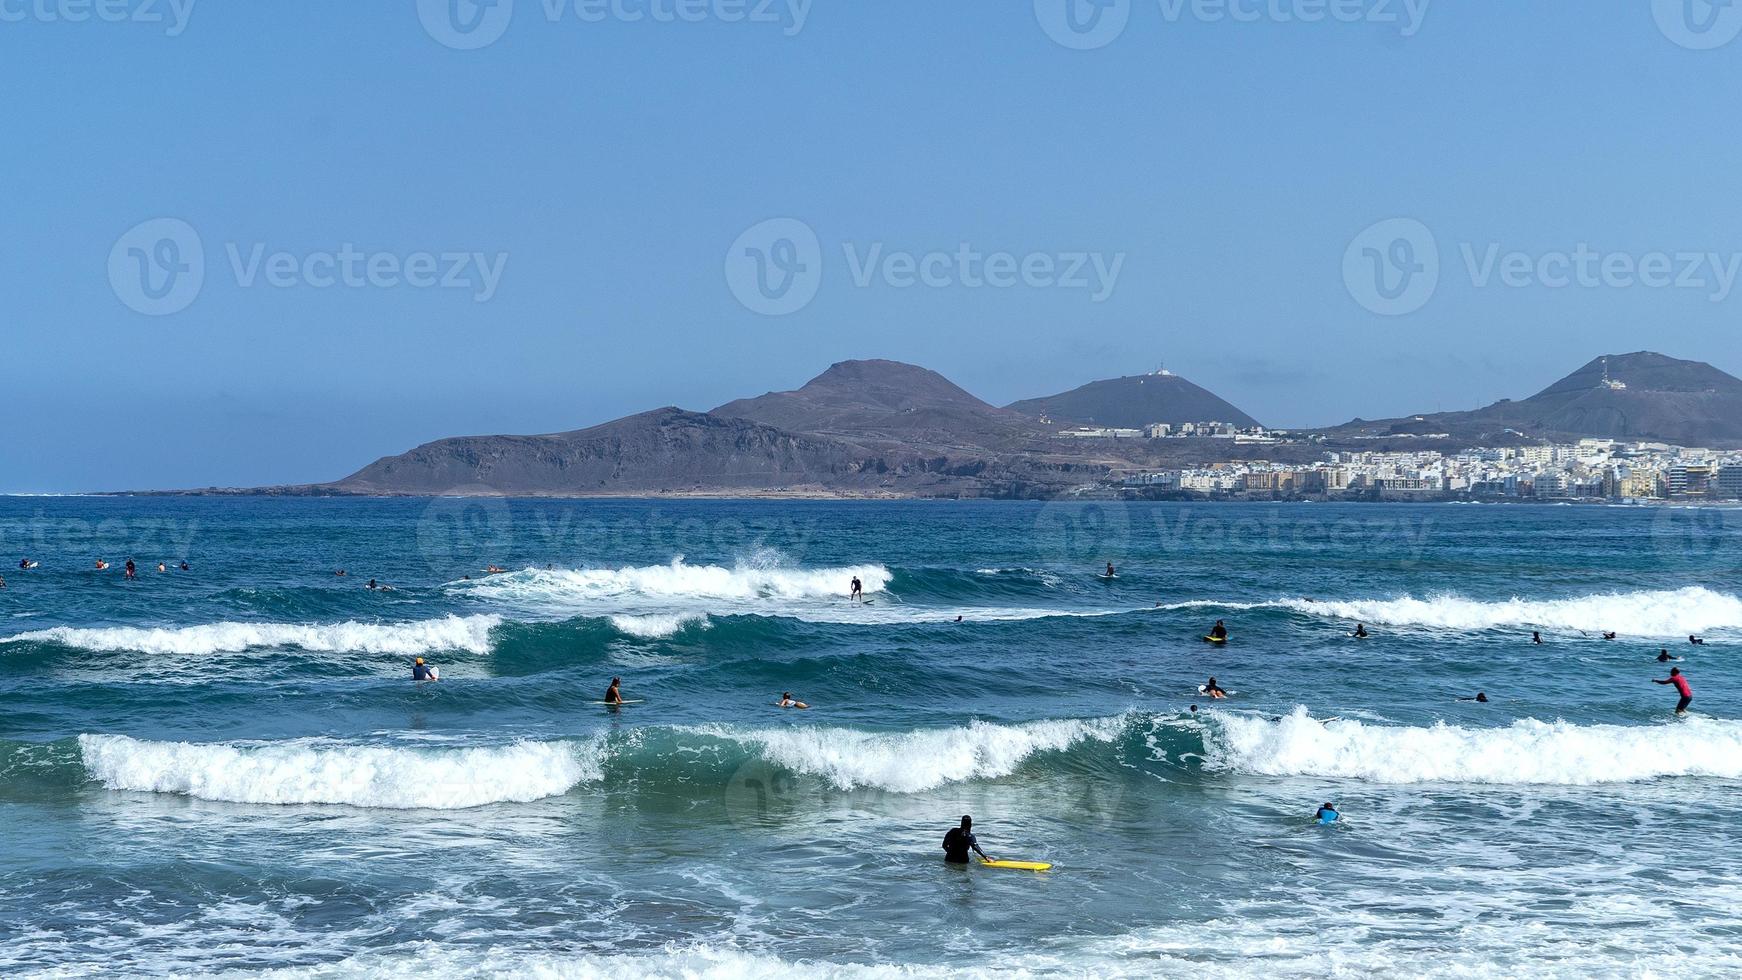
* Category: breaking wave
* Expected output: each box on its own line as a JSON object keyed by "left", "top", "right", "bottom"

{"left": 5, "top": 615, "right": 502, "bottom": 657}
{"left": 1203, "top": 708, "right": 1742, "bottom": 785}
{"left": 77, "top": 734, "right": 600, "bottom": 809}
{"left": 1161, "top": 587, "right": 1742, "bottom": 637}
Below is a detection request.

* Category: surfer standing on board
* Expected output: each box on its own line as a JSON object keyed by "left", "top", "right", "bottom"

{"left": 1653, "top": 667, "right": 1692, "bottom": 715}
{"left": 850, "top": 576, "right": 863, "bottom": 601}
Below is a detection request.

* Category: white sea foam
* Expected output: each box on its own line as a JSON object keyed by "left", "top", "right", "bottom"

{"left": 1278, "top": 586, "right": 1742, "bottom": 635}
{"left": 77, "top": 734, "right": 599, "bottom": 808}
{"left": 1204, "top": 709, "right": 1742, "bottom": 785}
{"left": 460, "top": 558, "right": 892, "bottom": 604}
{"left": 7, "top": 615, "right": 501, "bottom": 657}
{"left": 454, "top": 556, "right": 1101, "bottom": 626}
{"left": 608, "top": 612, "right": 711, "bottom": 638}
{"left": 1159, "top": 586, "right": 1742, "bottom": 637}
{"left": 707, "top": 716, "right": 1127, "bottom": 793}
{"left": 201, "top": 924, "right": 1742, "bottom": 980}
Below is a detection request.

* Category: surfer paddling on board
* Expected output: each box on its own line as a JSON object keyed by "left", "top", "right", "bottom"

{"left": 777, "top": 692, "right": 810, "bottom": 709}
{"left": 1658, "top": 650, "right": 1682, "bottom": 663}
{"left": 1202, "top": 677, "right": 1228, "bottom": 699}
{"left": 942, "top": 815, "right": 992, "bottom": 864}
{"left": 1315, "top": 803, "right": 1340, "bottom": 825}
{"left": 1689, "top": 635, "right": 1706, "bottom": 646}
{"left": 850, "top": 576, "right": 863, "bottom": 601}
{"left": 1456, "top": 692, "right": 1489, "bottom": 703}
{"left": 603, "top": 677, "right": 625, "bottom": 706}
{"left": 1653, "top": 667, "right": 1693, "bottom": 715}
{"left": 1352, "top": 623, "right": 1369, "bottom": 638}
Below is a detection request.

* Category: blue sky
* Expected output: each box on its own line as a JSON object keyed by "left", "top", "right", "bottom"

{"left": 4, "top": 1, "right": 1742, "bottom": 491}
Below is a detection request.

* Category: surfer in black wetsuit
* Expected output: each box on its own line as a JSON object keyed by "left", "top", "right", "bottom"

{"left": 1105, "top": 562, "right": 1116, "bottom": 578}
{"left": 850, "top": 576, "right": 863, "bottom": 601}
{"left": 1456, "top": 692, "right": 1489, "bottom": 703}
{"left": 1657, "top": 650, "right": 1681, "bottom": 663}
{"left": 1209, "top": 620, "right": 1228, "bottom": 641}
{"left": 1689, "top": 635, "right": 1705, "bottom": 646}
{"left": 604, "top": 677, "right": 624, "bottom": 705}
{"left": 1202, "top": 677, "right": 1228, "bottom": 699}
{"left": 1352, "top": 623, "right": 1369, "bottom": 638}
{"left": 942, "top": 815, "right": 991, "bottom": 864}
{"left": 1532, "top": 631, "right": 1542, "bottom": 644}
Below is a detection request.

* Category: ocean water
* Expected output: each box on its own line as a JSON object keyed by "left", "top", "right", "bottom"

{"left": 3, "top": 497, "right": 1741, "bottom": 978}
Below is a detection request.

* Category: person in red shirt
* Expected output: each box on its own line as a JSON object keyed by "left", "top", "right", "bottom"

{"left": 1653, "top": 667, "right": 1692, "bottom": 715}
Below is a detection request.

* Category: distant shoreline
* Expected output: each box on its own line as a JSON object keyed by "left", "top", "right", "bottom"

{"left": 51, "top": 489, "right": 1742, "bottom": 507}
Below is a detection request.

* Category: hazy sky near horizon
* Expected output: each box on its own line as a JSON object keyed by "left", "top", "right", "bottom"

{"left": 5, "top": 1, "right": 1742, "bottom": 491}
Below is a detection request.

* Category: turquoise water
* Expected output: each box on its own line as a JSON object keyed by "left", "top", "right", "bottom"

{"left": 3, "top": 497, "right": 1741, "bottom": 978}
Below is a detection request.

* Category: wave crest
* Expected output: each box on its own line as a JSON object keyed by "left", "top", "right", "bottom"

{"left": 6, "top": 615, "right": 501, "bottom": 657}
{"left": 78, "top": 734, "right": 599, "bottom": 808}
{"left": 702, "top": 716, "right": 1128, "bottom": 792}
{"left": 1205, "top": 709, "right": 1742, "bottom": 785}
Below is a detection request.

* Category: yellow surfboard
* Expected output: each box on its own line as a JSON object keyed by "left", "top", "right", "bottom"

{"left": 979, "top": 859, "right": 1052, "bottom": 871}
